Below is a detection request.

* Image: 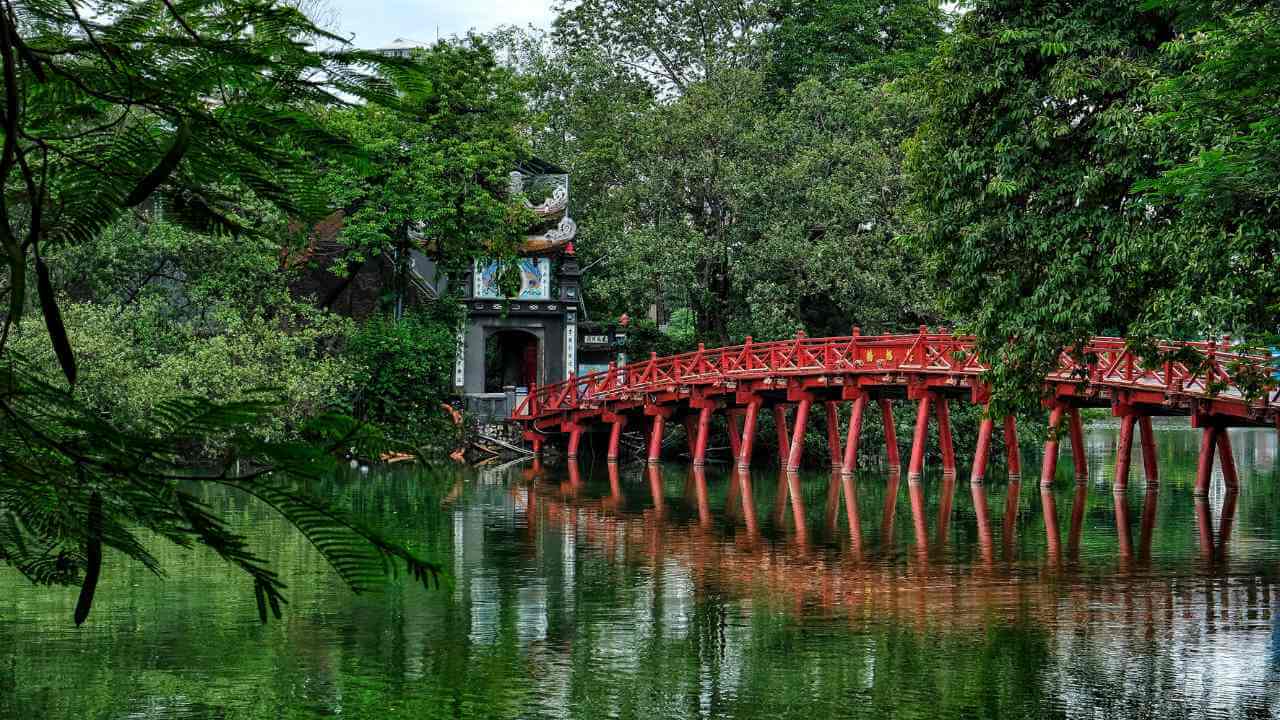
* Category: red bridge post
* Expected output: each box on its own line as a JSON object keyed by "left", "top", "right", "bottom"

{"left": 1139, "top": 416, "right": 1159, "bottom": 484}
{"left": 841, "top": 394, "right": 867, "bottom": 476}
{"left": 1067, "top": 407, "right": 1087, "bottom": 481}
{"left": 1192, "top": 424, "right": 1240, "bottom": 496}
{"left": 739, "top": 398, "right": 762, "bottom": 468}
{"left": 881, "top": 400, "right": 900, "bottom": 469}
{"left": 606, "top": 413, "right": 628, "bottom": 462}
{"left": 786, "top": 394, "right": 813, "bottom": 472}
{"left": 692, "top": 401, "right": 715, "bottom": 467}
{"left": 726, "top": 409, "right": 743, "bottom": 463}
{"left": 646, "top": 407, "right": 672, "bottom": 465}
{"left": 1217, "top": 429, "right": 1239, "bottom": 491}
{"left": 1004, "top": 416, "right": 1022, "bottom": 480}
{"left": 1114, "top": 413, "right": 1136, "bottom": 488}
{"left": 1195, "top": 426, "right": 1218, "bottom": 495}
{"left": 907, "top": 393, "right": 933, "bottom": 482}
{"left": 935, "top": 395, "right": 956, "bottom": 477}
{"left": 971, "top": 413, "right": 994, "bottom": 484}
{"left": 1040, "top": 402, "right": 1066, "bottom": 486}
{"left": 566, "top": 423, "right": 584, "bottom": 459}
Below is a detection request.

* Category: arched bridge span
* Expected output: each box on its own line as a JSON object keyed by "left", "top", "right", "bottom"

{"left": 512, "top": 329, "right": 1280, "bottom": 494}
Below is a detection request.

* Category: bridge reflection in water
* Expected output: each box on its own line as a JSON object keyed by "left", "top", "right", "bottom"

{"left": 511, "top": 443, "right": 1256, "bottom": 635}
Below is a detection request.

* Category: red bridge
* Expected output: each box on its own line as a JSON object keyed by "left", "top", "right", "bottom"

{"left": 512, "top": 329, "right": 1280, "bottom": 493}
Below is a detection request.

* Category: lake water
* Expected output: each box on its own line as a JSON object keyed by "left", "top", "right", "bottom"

{"left": 2, "top": 424, "right": 1279, "bottom": 719}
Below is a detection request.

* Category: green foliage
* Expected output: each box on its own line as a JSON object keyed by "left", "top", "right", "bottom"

{"left": 906, "top": 0, "right": 1279, "bottom": 412}
{"left": 1134, "top": 0, "right": 1280, "bottom": 343}
{"left": 622, "top": 315, "right": 700, "bottom": 359}
{"left": 6, "top": 218, "right": 357, "bottom": 452}
{"left": 504, "top": 20, "right": 941, "bottom": 345}
{"left": 0, "top": 1, "right": 449, "bottom": 624}
{"left": 905, "top": 0, "right": 1182, "bottom": 412}
{"left": 8, "top": 297, "right": 358, "bottom": 449}
{"left": 319, "top": 37, "right": 532, "bottom": 277}
{"left": 765, "top": 0, "right": 950, "bottom": 87}
{"left": 551, "top": 0, "right": 770, "bottom": 93}
{"left": 347, "top": 306, "right": 462, "bottom": 449}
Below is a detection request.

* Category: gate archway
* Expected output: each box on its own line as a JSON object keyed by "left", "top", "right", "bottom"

{"left": 484, "top": 329, "right": 540, "bottom": 393}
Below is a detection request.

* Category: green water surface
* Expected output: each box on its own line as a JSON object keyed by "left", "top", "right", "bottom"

{"left": 2, "top": 424, "right": 1279, "bottom": 719}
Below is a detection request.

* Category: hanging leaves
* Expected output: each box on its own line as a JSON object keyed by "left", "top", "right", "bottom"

{"left": 122, "top": 121, "right": 192, "bottom": 208}
{"left": 73, "top": 492, "right": 102, "bottom": 626}
{"left": 36, "top": 258, "right": 76, "bottom": 387}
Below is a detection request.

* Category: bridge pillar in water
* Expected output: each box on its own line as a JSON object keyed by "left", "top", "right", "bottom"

{"left": 971, "top": 412, "right": 994, "bottom": 484}
{"left": 738, "top": 398, "right": 763, "bottom": 469}
{"left": 1194, "top": 425, "right": 1239, "bottom": 495}
{"left": 1217, "top": 430, "right": 1238, "bottom": 491}
{"left": 907, "top": 392, "right": 933, "bottom": 482}
{"left": 1114, "top": 413, "right": 1136, "bottom": 488}
{"left": 565, "top": 422, "right": 584, "bottom": 459}
{"left": 1067, "top": 407, "right": 1087, "bottom": 481}
{"left": 689, "top": 397, "right": 718, "bottom": 467}
{"left": 1139, "top": 416, "right": 1159, "bottom": 484}
{"left": 726, "top": 409, "right": 743, "bottom": 463}
{"left": 786, "top": 394, "right": 814, "bottom": 472}
{"left": 605, "top": 413, "right": 628, "bottom": 462}
{"left": 645, "top": 406, "right": 673, "bottom": 464}
{"left": 825, "top": 401, "right": 842, "bottom": 467}
{"left": 841, "top": 394, "right": 868, "bottom": 476}
{"left": 1003, "top": 416, "right": 1022, "bottom": 481}
{"left": 881, "top": 399, "right": 901, "bottom": 469}
{"left": 935, "top": 396, "right": 956, "bottom": 477}
{"left": 1039, "top": 402, "right": 1067, "bottom": 486}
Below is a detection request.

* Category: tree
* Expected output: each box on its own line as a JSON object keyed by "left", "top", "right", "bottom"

{"left": 504, "top": 0, "right": 942, "bottom": 344}
{"left": 10, "top": 217, "right": 362, "bottom": 450}
{"left": 318, "top": 37, "right": 532, "bottom": 294}
{"left": 1135, "top": 0, "right": 1280, "bottom": 345}
{"left": 764, "top": 0, "right": 950, "bottom": 88}
{"left": 905, "top": 0, "right": 1183, "bottom": 411}
{"left": 1, "top": 0, "right": 441, "bottom": 624}
{"left": 551, "top": 0, "right": 770, "bottom": 93}
{"left": 907, "top": 0, "right": 1279, "bottom": 412}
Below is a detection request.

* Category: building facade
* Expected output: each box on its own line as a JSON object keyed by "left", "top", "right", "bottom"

{"left": 456, "top": 161, "right": 600, "bottom": 421}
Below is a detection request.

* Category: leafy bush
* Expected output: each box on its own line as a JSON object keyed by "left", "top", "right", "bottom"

{"left": 8, "top": 298, "right": 359, "bottom": 455}
{"left": 623, "top": 315, "right": 701, "bottom": 359}
{"left": 346, "top": 304, "right": 463, "bottom": 449}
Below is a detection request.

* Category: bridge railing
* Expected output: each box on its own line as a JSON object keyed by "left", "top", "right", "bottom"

{"left": 510, "top": 334, "right": 1278, "bottom": 421}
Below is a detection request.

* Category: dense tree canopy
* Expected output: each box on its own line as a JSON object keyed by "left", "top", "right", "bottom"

{"left": 1135, "top": 0, "right": 1280, "bottom": 341}
{"left": 765, "top": 0, "right": 949, "bottom": 86}
{"left": 505, "top": 0, "right": 949, "bottom": 344}
{"left": 319, "top": 38, "right": 531, "bottom": 277}
{"left": 907, "top": 0, "right": 1277, "bottom": 411}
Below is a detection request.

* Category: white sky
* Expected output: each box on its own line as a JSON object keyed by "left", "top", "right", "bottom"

{"left": 323, "top": 0, "right": 557, "bottom": 47}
